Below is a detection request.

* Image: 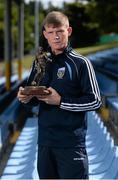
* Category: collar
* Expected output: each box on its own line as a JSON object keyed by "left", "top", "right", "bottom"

{"left": 47, "top": 45, "right": 72, "bottom": 60}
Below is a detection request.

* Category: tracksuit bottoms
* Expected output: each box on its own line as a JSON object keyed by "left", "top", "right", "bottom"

{"left": 37, "top": 146, "right": 88, "bottom": 179}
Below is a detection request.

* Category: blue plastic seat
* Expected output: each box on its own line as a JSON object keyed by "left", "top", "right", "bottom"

{"left": 89, "top": 148, "right": 118, "bottom": 179}
{"left": 1, "top": 117, "right": 38, "bottom": 178}
{"left": 89, "top": 144, "right": 116, "bottom": 174}
{"left": 88, "top": 138, "right": 114, "bottom": 164}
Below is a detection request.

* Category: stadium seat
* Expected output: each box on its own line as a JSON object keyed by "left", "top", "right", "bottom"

{"left": 1, "top": 117, "right": 38, "bottom": 180}
{"left": 86, "top": 112, "right": 118, "bottom": 179}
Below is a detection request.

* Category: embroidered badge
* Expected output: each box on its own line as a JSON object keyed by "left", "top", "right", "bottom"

{"left": 57, "top": 67, "right": 65, "bottom": 79}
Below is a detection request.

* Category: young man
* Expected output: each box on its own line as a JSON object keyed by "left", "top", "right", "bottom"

{"left": 17, "top": 11, "right": 101, "bottom": 179}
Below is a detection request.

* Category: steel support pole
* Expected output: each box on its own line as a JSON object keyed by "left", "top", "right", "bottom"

{"left": 4, "top": 0, "right": 12, "bottom": 90}
{"left": 18, "top": 1, "right": 24, "bottom": 80}
{"left": 35, "top": 0, "right": 39, "bottom": 52}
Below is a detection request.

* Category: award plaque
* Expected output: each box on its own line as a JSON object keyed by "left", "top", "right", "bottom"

{"left": 21, "top": 86, "right": 50, "bottom": 95}
{"left": 21, "top": 47, "right": 52, "bottom": 96}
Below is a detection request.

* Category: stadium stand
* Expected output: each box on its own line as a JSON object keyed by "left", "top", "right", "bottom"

{"left": 95, "top": 71, "right": 118, "bottom": 96}
{"left": 1, "top": 110, "right": 118, "bottom": 180}
{"left": 0, "top": 71, "right": 29, "bottom": 113}
{"left": 0, "top": 99, "right": 22, "bottom": 150}
{"left": 0, "top": 71, "right": 30, "bottom": 155}
{"left": 87, "top": 112, "right": 118, "bottom": 179}
{"left": 1, "top": 115, "right": 39, "bottom": 180}
{"left": 107, "top": 97, "right": 118, "bottom": 129}
{"left": 88, "top": 47, "right": 118, "bottom": 127}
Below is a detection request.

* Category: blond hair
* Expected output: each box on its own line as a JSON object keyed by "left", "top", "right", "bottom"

{"left": 43, "top": 11, "right": 69, "bottom": 28}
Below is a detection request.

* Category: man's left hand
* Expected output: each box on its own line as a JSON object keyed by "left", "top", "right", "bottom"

{"left": 36, "top": 87, "right": 61, "bottom": 105}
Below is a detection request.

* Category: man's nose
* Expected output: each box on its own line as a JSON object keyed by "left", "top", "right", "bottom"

{"left": 55, "top": 36, "right": 59, "bottom": 39}
{"left": 54, "top": 32, "right": 59, "bottom": 39}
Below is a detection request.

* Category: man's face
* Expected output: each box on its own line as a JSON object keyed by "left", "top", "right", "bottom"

{"left": 43, "top": 24, "right": 72, "bottom": 54}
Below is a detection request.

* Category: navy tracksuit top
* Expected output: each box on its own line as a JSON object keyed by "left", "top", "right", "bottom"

{"left": 27, "top": 46, "right": 101, "bottom": 148}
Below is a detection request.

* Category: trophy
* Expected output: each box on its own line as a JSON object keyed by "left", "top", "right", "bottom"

{"left": 21, "top": 47, "right": 52, "bottom": 95}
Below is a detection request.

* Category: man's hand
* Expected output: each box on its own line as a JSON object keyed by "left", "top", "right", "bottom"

{"left": 17, "top": 87, "right": 33, "bottom": 104}
{"left": 36, "top": 87, "right": 61, "bottom": 105}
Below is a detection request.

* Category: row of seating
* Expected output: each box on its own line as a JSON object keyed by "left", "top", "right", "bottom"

{"left": 95, "top": 71, "right": 118, "bottom": 97}
{"left": 104, "top": 62, "right": 118, "bottom": 74}
{"left": 87, "top": 47, "right": 118, "bottom": 109}
{"left": 87, "top": 47, "right": 118, "bottom": 66}
{"left": 0, "top": 75, "right": 27, "bottom": 114}
{"left": 107, "top": 97, "right": 118, "bottom": 128}
{"left": 1, "top": 117, "right": 39, "bottom": 180}
{"left": 0, "top": 70, "right": 30, "bottom": 151}
{"left": 1, "top": 110, "right": 118, "bottom": 179}
{"left": 0, "top": 99, "right": 22, "bottom": 150}
{"left": 0, "top": 70, "right": 29, "bottom": 86}
{"left": 87, "top": 111, "right": 118, "bottom": 179}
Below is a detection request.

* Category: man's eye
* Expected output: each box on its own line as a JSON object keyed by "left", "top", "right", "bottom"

{"left": 48, "top": 32, "right": 53, "bottom": 34}
{"left": 58, "top": 30, "right": 63, "bottom": 33}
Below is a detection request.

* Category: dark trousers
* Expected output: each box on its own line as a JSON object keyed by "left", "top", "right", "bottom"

{"left": 37, "top": 146, "right": 88, "bottom": 179}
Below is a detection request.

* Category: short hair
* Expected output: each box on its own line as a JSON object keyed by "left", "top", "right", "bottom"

{"left": 43, "top": 11, "right": 69, "bottom": 28}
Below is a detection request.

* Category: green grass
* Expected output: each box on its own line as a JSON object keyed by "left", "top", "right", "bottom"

{"left": 76, "top": 41, "right": 118, "bottom": 56}
{"left": 22, "top": 55, "right": 34, "bottom": 70}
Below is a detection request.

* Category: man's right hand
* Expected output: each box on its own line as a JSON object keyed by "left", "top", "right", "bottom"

{"left": 17, "top": 87, "right": 33, "bottom": 104}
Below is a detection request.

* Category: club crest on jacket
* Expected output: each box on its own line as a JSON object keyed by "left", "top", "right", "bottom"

{"left": 57, "top": 67, "right": 65, "bottom": 79}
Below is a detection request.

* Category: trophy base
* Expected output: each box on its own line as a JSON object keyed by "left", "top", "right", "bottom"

{"left": 21, "top": 86, "right": 50, "bottom": 95}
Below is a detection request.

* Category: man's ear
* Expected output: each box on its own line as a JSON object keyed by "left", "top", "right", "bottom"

{"left": 68, "top": 27, "right": 72, "bottom": 37}
{"left": 43, "top": 30, "right": 47, "bottom": 39}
